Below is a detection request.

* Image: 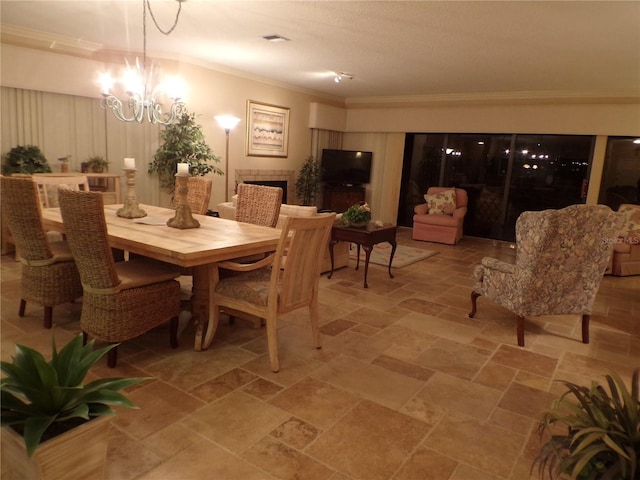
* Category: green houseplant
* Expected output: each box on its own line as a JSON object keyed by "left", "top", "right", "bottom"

{"left": 85, "top": 155, "right": 109, "bottom": 173}
{"left": 534, "top": 369, "right": 639, "bottom": 480}
{"left": 1, "top": 145, "right": 51, "bottom": 175}
{"left": 148, "top": 111, "right": 223, "bottom": 195}
{"left": 295, "top": 155, "right": 321, "bottom": 206}
{"left": 1, "top": 335, "right": 150, "bottom": 460}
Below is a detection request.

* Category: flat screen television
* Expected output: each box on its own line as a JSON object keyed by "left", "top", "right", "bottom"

{"left": 321, "top": 149, "right": 372, "bottom": 186}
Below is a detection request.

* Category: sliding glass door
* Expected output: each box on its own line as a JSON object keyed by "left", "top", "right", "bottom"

{"left": 399, "top": 133, "right": 595, "bottom": 242}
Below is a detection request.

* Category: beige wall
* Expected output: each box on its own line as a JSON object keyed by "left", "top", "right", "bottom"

{"left": 3, "top": 42, "right": 639, "bottom": 220}
{"left": 0, "top": 44, "right": 337, "bottom": 207}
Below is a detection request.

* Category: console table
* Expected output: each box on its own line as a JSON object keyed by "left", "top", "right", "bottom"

{"left": 328, "top": 223, "right": 397, "bottom": 288}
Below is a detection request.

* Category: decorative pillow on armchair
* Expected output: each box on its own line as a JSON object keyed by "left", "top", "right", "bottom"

{"left": 424, "top": 189, "right": 456, "bottom": 215}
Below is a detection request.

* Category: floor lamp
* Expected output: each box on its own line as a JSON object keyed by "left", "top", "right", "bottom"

{"left": 215, "top": 115, "right": 241, "bottom": 201}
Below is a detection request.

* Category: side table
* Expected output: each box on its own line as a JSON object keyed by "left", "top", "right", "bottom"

{"left": 328, "top": 223, "right": 397, "bottom": 288}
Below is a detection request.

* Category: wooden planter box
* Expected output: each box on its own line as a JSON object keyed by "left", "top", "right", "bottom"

{"left": 1, "top": 415, "right": 110, "bottom": 480}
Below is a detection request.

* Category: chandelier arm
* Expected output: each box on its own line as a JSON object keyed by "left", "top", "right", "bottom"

{"left": 145, "top": 0, "right": 183, "bottom": 36}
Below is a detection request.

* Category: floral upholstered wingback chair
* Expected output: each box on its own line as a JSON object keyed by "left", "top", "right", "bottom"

{"left": 469, "top": 204, "right": 624, "bottom": 347}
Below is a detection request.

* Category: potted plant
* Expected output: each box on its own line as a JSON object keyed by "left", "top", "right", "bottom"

{"left": 85, "top": 155, "right": 109, "bottom": 173}
{"left": 340, "top": 201, "right": 372, "bottom": 227}
{"left": 295, "top": 155, "right": 321, "bottom": 206}
{"left": 1, "top": 335, "right": 150, "bottom": 478}
{"left": 534, "top": 369, "right": 639, "bottom": 480}
{"left": 1, "top": 145, "right": 51, "bottom": 175}
{"left": 148, "top": 111, "right": 223, "bottom": 195}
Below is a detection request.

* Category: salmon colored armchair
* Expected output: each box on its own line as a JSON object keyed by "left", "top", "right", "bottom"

{"left": 413, "top": 187, "right": 468, "bottom": 245}
{"left": 611, "top": 203, "right": 640, "bottom": 276}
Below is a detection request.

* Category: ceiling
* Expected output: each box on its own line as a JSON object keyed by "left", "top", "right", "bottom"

{"left": 1, "top": 1, "right": 639, "bottom": 103}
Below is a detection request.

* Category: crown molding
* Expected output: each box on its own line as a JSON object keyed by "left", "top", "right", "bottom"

{"left": 1, "top": 24, "right": 103, "bottom": 56}
{"left": 345, "top": 90, "right": 640, "bottom": 108}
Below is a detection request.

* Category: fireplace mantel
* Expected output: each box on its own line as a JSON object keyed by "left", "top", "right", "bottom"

{"left": 235, "top": 169, "right": 296, "bottom": 204}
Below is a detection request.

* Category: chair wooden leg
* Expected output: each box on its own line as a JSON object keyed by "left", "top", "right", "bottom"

{"left": 107, "top": 346, "right": 118, "bottom": 368}
{"left": 18, "top": 299, "right": 26, "bottom": 317}
{"left": 309, "top": 295, "right": 321, "bottom": 350}
{"left": 170, "top": 316, "right": 179, "bottom": 349}
{"left": 266, "top": 313, "right": 280, "bottom": 373}
{"left": 82, "top": 331, "right": 89, "bottom": 345}
{"left": 44, "top": 306, "right": 52, "bottom": 329}
{"left": 516, "top": 315, "right": 525, "bottom": 347}
{"left": 469, "top": 291, "right": 480, "bottom": 318}
{"left": 581, "top": 314, "right": 590, "bottom": 344}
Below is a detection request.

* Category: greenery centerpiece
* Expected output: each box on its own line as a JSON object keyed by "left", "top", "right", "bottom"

{"left": 534, "top": 369, "right": 639, "bottom": 480}
{"left": 1, "top": 145, "right": 51, "bottom": 175}
{"left": 148, "top": 111, "right": 223, "bottom": 195}
{"left": 295, "top": 155, "right": 321, "bottom": 206}
{"left": 1, "top": 334, "right": 150, "bottom": 458}
{"left": 341, "top": 201, "right": 371, "bottom": 227}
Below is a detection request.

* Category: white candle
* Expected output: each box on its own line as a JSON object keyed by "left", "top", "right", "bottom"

{"left": 123, "top": 157, "right": 135, "bottom": 169}
{"left": 177, "top": 163, "right": 189, "bottom": 175}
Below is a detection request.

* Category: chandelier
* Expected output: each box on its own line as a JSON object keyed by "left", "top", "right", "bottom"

{"left": 99, "top": 0, "right": 187, "bottom": 125}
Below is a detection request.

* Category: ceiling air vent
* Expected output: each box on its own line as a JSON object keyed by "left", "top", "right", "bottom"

{"left": 262, "top": 34, "right": 290, "bottom": 43}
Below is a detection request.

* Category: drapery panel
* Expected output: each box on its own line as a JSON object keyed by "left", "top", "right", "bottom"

{"left": 1, "top": 87, "right": 163, "bottom": 205}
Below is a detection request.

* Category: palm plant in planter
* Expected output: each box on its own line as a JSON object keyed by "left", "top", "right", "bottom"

{"left": 534, "top": 369, "right": 639, "bottom": 480}
{"left": 148, "top": 111, "right": 223, "bottom": 195}
{"left": 1, "top": 335, "right": 150, "bottom": 478}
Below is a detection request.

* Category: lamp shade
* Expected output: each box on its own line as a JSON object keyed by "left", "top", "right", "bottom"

{"left": 215, "top": 115, "right": 241, "bottom": 132}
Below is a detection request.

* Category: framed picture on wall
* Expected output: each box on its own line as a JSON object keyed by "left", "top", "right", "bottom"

{"left": 246, "top": 100, "right": 290, "bottom": 157}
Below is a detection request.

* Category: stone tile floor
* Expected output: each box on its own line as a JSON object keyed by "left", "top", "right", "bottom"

{"left": 2, "top": 229, "right": 639, "bottom": 479}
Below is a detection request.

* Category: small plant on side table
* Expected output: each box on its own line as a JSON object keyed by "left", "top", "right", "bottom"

{"left": 86, "top": 155, "right": 109, "bottom": 173}
{"left": 1, "top": 145, "right": 51, "bottom": 175}
{"left": 341, "top": 201, "right": 371, "bottom": 227}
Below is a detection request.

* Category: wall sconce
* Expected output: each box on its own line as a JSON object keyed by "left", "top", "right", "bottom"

{"left": 215, "top": 114, "right": 241, "bottom": 201}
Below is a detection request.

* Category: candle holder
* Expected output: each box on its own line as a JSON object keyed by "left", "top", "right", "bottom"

{"left": 167, "top": 173, "right": 200, "bottom": 229}
{"left": 117, "top": 168, "right": 147, "bottom": 219}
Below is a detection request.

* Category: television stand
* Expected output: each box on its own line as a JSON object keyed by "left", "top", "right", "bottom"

{"left": 322, "top": 185, "right": 365, "bottom": 213}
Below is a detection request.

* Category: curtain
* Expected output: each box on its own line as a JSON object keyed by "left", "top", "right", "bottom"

{"left": 1, "top": 87, "right": 163, "bottom": 205}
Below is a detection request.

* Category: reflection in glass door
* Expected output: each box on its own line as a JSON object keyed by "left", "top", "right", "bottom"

{"left": 399, "top": 133, "right": 595, "bottom": 242}
{"left": 599, "top": 136, "right": 640, "bottom": 210}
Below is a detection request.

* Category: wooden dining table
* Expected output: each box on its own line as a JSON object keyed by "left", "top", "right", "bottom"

{"left": 41, "top": 204, "right": 281, "bottom": 351}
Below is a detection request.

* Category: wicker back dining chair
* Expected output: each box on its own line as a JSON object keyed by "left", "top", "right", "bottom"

{"left": 205, "top": 213, "right": 336, "bottom": 372}
{"left": 0, "top": 176, "right": 83, "bottom": 328}
{"left": 173, "top": 176, "right": 213, "bottom": 215}
{"left": 58, "top": 188, "right": 183, "bottom": 367}
{"left": 235, "top": 183, "right": 283, "bottom": 227}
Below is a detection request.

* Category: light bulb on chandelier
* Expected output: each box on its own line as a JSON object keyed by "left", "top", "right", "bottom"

{"left": 99, "top": 0, "right": 187, "bottom": 125}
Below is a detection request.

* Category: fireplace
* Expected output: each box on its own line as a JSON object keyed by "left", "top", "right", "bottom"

{"left": 244, "top": 180, "right": 288, "bottom": 203}
{"left": 235, "top": 169, "right": 295, "bottom": 205}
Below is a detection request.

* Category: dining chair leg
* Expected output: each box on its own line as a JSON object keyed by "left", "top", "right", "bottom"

{"left": 309, "top": 296, "right": 321, "bottom": 349}
{"left": 82, "top": 331, "right": 89, "bottom": 345}
{"left": 18, "top": 299, "right": 26, "bottom": 317}
{"left": 266, "top": 314, "right": 280, "bottom": 373}
{"left": 170, "top": 316, "right": 179, "bottom": 348}
{"left": 43, "top": 306, "right": 52, "bottom": 329}
{"left": 107, "top": 346, "right": 118, "bottom": 368}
